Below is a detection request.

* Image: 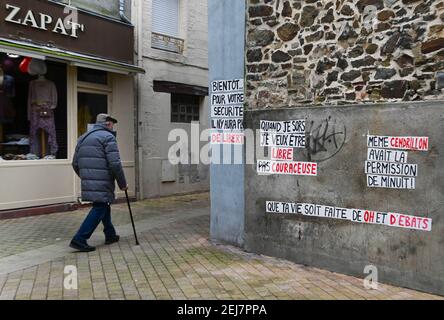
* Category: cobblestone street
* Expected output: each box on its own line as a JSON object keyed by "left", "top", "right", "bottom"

{"left": 0, "top": 193, "right": 442, "bottom": 300}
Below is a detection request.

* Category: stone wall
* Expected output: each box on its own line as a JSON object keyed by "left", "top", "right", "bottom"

{"left": 246, "top": 0, "right": 444, "bottom": 109}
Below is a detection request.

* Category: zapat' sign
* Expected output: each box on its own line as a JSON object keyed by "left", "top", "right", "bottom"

{"left": 5, "top": 4, "right": 85, "bottom": 38}
{"left": 366, "top": 135, "right": 429, "bottom": 190}
{"left": 210, "top": 79, "right": 244, "bottom": 145}
{"left": 266, "top": 201, "right": 432, "bottom": 232}
{"left": 257, "top": 160, "right": 317, "bottom": 176}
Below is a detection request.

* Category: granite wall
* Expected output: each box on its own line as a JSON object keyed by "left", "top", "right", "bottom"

{"left": 246, "top": 0, "right": 444, "bottom": 109}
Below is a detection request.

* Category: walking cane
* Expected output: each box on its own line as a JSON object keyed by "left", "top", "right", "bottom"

{"left": 125, "top": 190, "right": 140, "bottom": 246}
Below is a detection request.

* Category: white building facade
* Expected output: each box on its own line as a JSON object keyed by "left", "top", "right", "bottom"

{"left": 133, "top": 0, "right": 209, "bottom": 199}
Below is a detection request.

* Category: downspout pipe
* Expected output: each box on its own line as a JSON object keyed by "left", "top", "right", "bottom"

{"left": 127, "top": 0, "right": 144, "bottom": 200}
{"left": 135, "top": 0, "right": 144, "bottom": 200}
{"left": 119, "top": 0, "right": 132, "bottom": 24}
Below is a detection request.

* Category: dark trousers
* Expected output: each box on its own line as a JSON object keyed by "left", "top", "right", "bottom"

{"left": 73, "top": 202, "right": 116, "bottom": 244}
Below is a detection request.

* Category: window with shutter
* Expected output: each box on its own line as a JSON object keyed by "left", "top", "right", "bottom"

{"left": 151, "top": 0, "right": 184, "bottom": 53}
{"left": 152, "top": 0, "right": 179, "bottom": 37}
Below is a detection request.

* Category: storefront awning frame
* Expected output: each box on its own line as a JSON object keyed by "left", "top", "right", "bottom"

{"left": 0, "top": 37, "right": 145, "bottom": 75}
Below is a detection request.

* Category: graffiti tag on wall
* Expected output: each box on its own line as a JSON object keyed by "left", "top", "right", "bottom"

{"left": 305, "top": 116, "right": 346, "bottom": 162}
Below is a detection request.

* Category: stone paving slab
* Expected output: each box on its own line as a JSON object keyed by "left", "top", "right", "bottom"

{"left": 0, "top": 209, "right": 207, "bottom": 276}
{"left": 0, "top": 193, "right": 209, "bottom": 259}
{"left": 0, "top": 192, "right": 442, "bottom": 300}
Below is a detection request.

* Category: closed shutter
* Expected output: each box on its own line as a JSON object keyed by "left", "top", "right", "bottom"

{"left": 152, "top": 0, "right": 179, "bottom": 37}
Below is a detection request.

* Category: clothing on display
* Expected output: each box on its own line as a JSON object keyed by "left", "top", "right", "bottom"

{"left": 0, "top": 54, "right": 67, "bottom": 161}
{"left": 0, "top": 153, "right": 40, "bottom": 160}
{"left": 1, "top": 74, "right": 15, "bottom": 95}
{"left": 28, "top": 77, "right": 58, "bottom": 156}
{"left": 0, "top": 74, "right": 16, "bottom": 123}
{"left": 6, "top": 134, "right": 27, "bottom": 140}
{"left": 1, "top": 137, "right": 29, "bottom": 145}
{"left": 26, "top": 153, "right": 39, "bottom": 160}
{"left": 1, "top": 153, "right": 41, "bottom": 161}
{"left": 14, "top": 154, "right": 27, "bottom": 160}
{"left": 2, "top": 153, "right": 14, "bottom": 160}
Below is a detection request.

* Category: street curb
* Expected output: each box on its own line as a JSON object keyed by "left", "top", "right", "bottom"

{"left": 0, "top": 197, "right": 137, "bottom": 221}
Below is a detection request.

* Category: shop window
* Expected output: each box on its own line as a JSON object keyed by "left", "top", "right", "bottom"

{"left": 0, "top": 54, "right": 67, "bottom": 161}
{"left": 77, "top": 67, "right": 108, "bottom": 85}
{"left": 78, "top": 92, "right": 108, "bottom": 136}
{"left": 171, "top": 94, "right": 200, "bottom": 123}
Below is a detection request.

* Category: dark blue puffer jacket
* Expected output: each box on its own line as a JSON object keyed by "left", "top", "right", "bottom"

{"left": 72, "top": 124, "right": 127, "bottom": 203}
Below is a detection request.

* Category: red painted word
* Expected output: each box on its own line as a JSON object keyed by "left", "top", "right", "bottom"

{"left": 211, "top": 132, "right": 244, "bottom": 145}
{"left": 271, "top": 147, "right": 293, "bottom": 161}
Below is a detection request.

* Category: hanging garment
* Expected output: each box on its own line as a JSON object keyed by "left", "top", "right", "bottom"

{"left": 28, "top": 79, "right": 58, "bottom": 156}
{"left": 1, "top": 74, "right": 15, "bottom": 96}
{"left": 0, "top": 75, "right": 16, "bottom": 123}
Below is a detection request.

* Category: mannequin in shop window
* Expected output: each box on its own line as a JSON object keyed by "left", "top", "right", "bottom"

{"left": 0, "top": 61, "right": 16, "bottom": 143}
{"left": 27, "top": 59, "right": 58, "bottom": 158}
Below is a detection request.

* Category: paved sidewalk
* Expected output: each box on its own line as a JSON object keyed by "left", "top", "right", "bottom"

{"left": 0, "top": 193, "right": 442, "bottom": 300}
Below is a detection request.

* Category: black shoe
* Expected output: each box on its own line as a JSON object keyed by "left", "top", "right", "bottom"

{"left": 69, "top": 239, "right": 96, "bottom": 252}
{"left": 105, "top": 235, "right": 120, "bottom": 245}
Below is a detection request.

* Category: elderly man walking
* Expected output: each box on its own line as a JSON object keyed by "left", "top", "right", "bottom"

{"left": 70, "top": 113, "right": 128, "bottom": 252}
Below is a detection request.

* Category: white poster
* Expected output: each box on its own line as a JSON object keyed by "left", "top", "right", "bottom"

{"left": 266, "top": 201, "right": 432, "bottom": 232}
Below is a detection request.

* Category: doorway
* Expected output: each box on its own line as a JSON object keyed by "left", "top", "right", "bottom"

{"left": 77, "top": 91, "right": 109, "bottom": 137}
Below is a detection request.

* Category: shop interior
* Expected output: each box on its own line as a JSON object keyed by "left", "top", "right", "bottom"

{"left": 0, "top": 53, "right": 67, "bottom": 161}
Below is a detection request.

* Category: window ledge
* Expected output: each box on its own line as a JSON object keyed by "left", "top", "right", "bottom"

{"left": 0, "top": 160, "right": 72, "bottom": 168}
{"left": 151, "top": 32, "right": 184, "bottom": 54}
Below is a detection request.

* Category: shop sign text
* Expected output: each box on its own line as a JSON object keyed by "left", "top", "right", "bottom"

{"left": 5, "top": 4, "right": 85, "bottom": 38}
